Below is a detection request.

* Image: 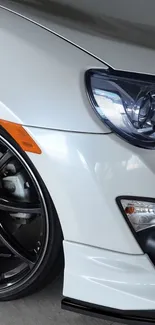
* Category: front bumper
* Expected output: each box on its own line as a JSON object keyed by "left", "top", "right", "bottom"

{"left": 63, "top": 241, "right": 155, "bottom": 312}
{"left": 24, "top": 126, "right": 155, "bottom": 315}
{"left": 62, "top": 240, "right": 155, "bottom": 324}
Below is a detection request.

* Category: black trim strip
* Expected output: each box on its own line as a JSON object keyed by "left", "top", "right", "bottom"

{"left": 62, "top": 298, "right": 155, "bottom": 324}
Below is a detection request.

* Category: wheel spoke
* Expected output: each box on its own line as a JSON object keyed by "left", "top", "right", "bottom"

{"left": 0, "top": 224, "right": 36, "bottom": 264}
{"left": 0, "top": 137, "right": 47, "bottom": 291}
{"left": 0, "top": 150, "right": 12, "bottom": 172}
{"left": 0, "top": 198, "right": 41, "bottom": 214}
{"left": 2, "top": 263, "right": 29, "bottom": 280}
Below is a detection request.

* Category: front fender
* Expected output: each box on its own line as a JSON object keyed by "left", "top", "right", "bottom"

{"left": 0, "top": 7, "right": 110, "bottom": 134}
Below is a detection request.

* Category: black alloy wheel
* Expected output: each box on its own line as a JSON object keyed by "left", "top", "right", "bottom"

{"left": 0, "top": 128, "right": 63, "bottom": 300}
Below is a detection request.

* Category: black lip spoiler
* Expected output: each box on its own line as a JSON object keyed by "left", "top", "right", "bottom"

{"left": 62, "top": 298, "right": 155, "bottom": 325}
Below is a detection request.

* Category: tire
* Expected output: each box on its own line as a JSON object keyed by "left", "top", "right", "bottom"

{"left": 0, "top": 127, "right": 63, "bottom": 301}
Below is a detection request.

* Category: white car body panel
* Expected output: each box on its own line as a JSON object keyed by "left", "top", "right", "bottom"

{"left": 63, "top": 241, "right": 155, "bottom": 310}
{"left": 1, "top": 0, "right": 155, "bottom": 317}
{"left": 24, "top": 124, "right": 155, "bottom": 310}
{"left": 0, "top": 7, "right": 110, "bottom": 133}
{"left": 24, "top": 124, "right": 155, "bottom": 254}
{"left": 1, "top": 0, "right": 155, "bottom": 75}
{"left": 25, "top": 126, "right": 145, "bottom": 254}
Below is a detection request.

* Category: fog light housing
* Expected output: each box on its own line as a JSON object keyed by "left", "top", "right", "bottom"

{"left": 117, "top": 196, "right": 155, "bottom": 264}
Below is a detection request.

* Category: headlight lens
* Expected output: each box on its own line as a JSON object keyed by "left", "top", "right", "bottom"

{"left": 86, "top": 69, "right": 155, "bottom": 149}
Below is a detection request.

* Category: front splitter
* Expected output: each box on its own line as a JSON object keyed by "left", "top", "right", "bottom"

{"left": 62, "top": 297, "right": 155, "bottom": 325}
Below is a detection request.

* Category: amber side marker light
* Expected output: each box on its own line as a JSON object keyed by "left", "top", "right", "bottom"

{"left": 0, "top": 120, "right": 41, "bottom": 154}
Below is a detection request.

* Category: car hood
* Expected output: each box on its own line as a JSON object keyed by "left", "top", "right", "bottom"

{"left": 1, "top": 0, "right": 155, "bottom": 76}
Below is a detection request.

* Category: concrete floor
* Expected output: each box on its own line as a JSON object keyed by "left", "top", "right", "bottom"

{"left": 0, "top": 276, "right": 122, "bottom": 325}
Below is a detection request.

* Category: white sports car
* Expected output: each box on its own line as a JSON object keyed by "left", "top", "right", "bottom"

{"left": 0, "top": 0, "right": 155, "bottom": 323}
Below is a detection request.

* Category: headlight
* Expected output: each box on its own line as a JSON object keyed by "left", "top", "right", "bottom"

{"left": 86, "top": 69, "right": 155, "bottom": 149}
